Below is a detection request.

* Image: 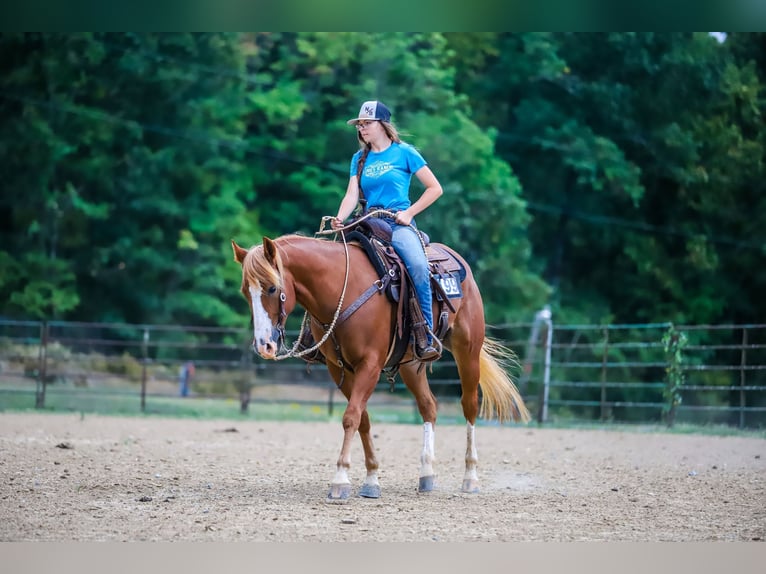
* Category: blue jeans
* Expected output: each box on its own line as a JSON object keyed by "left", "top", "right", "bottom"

{"left": 391, "top": 222, "right": 434, "bottom": 341}
{"left": 179, "top": 374, "right": 189, "bottom": 397}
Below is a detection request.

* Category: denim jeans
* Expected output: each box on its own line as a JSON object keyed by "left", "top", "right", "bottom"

{"left": 390, "top": 222, "right": 433, "bottom": 340}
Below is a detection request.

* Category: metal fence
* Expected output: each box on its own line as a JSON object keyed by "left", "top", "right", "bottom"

{"left": 505, "top": 316, "right": 766, "bottom": 428}
{"left": 0, "top": 318, "right": 764, "bottom": 428}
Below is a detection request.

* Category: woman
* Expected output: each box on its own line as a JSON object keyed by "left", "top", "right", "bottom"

{"left": 331, "top": 100, "right": 444, "bottom": 362}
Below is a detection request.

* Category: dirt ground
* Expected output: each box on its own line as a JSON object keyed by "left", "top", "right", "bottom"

{"left": 0, "top": 412, "right": 764, "bottom": 542}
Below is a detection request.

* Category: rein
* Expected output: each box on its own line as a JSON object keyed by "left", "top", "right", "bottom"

{"left": 268, "top": 227, "right": 351, "bottom": 362}
{"left": 316, "top": 208, "right": 427, "bottom": 251}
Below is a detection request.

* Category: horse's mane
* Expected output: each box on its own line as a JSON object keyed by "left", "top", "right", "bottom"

{"left": 241, "top": 244, "right": 284, "bottom": 293}
{"left": 240, "top": 234, "right": 329, "bottom": 294}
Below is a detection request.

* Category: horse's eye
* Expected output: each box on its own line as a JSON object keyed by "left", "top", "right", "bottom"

{"left": 267, "top": 286, "right": 277, "bottom": 295}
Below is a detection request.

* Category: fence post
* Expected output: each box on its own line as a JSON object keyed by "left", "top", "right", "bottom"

{"left": 327, "top": 385, "right": 335, "bottom": 417}
{"left": 520, "top": 318, "right": 544, "bottom": 396}
{"left": 600, "top": 327, "right": 609, "bottom": 421}
{"left": 140, "top": 328, "right": 149, "bottom": 412}
{"left": 35, "top": 321, "right": 49, "bottom": 409}
{"left": 739, "top": 327, "right": 747, "bottom": 429}
{"left": 239, "top": 343, "right": 254, "bottom": 415}
{"left": 662, "top": 325, "right": 687, "bottom": 428}
{"left": 538, "top": 311, "right": 553, "bottom": 424}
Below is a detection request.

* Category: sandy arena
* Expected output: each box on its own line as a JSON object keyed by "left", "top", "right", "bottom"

{"left": 0, "top": 412, "right": 763, "bottom": 542}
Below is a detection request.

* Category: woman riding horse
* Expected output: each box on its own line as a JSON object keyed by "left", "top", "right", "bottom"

{"left": 231, "top": 101, "right": 530, "bottom": 501}
{"left": 331, "top": 100, "right": 442, "bottom": 362}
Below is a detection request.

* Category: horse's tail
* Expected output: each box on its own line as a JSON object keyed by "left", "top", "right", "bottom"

{"left": 478, "top": 336, "right": 531, "bottom": 424}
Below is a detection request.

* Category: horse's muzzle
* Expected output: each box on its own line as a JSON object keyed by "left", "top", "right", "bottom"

{"left": 253, "top": 326, "right": 284, "bottom": 359}
{"left": 254, "top": 338, "right": 277, "bottom": 359}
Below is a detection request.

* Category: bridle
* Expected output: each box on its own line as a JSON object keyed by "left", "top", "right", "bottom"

{"left": 260, "top": 228, "right": 351, "bottom": 362}
{"left": 271, "top": 291, "right": 288, "bottom": 350}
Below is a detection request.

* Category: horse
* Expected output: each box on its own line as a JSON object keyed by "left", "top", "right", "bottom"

{"left": 231, "top": 230, "right": 530, "bottom": 501}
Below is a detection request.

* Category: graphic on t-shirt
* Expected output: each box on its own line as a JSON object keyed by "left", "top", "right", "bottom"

{"left": 364, "top": 161, "right": 394, "bottom": 178}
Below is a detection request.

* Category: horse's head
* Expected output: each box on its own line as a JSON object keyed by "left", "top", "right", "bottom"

{"left": 232, "top": 237, "right": 290, "bottom": 359}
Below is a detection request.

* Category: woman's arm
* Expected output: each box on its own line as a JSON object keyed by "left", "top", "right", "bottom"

{"left": 395, "top": 166, "right": 443, "bottom": 226}
{"left": 331, "top": 176, "right": 361, "bottom": 229}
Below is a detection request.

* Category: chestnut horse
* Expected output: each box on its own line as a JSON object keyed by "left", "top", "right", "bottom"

{"left": 232, "top": 233, "right": 529, "bottom": 501}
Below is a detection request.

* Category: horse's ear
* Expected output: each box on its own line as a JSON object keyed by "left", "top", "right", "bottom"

{"left": 262, "top": 237, "right": 277, "bottom": 264}
{"left": 231, "top": 240, "right": 248, "bottom": 265}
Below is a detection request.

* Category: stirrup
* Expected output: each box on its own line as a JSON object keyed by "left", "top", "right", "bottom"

{"left": 429, "top": 329, "right": 443, "bottom": 355}
{"left": 415, "top": 330, "right": 442, "bottom": 362}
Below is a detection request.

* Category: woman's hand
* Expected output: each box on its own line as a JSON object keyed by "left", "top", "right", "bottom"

{"left": 394, "top": 210, "right": 413, "bottom": 226}
{"left": 331, "top": 217, "right": 344, "bottom": 230}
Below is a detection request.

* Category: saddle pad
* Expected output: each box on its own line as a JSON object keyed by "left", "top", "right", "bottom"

{"left": 426, "top": 244, "right": 464, "bottom": 276}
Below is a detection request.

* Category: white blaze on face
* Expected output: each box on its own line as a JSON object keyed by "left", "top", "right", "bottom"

{"left": 248, "top": 284, "right": 274, "bottom": 354}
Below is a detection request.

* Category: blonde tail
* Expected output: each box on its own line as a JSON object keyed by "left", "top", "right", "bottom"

{"left": 478, "top": 336, "right": 531, "bottom": 423}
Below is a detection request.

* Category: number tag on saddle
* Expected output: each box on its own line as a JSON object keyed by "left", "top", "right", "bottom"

{"left": 435, "top": 273, "right": 462, "bottom": 299}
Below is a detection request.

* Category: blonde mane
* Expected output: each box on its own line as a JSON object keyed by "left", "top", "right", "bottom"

{"left": 240, "top": 234, "right": 328, "bottom": 295}
{"left": 241, "top": 243, "right": 284, "bottom": 294}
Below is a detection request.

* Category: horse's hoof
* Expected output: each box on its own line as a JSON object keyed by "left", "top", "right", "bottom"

{"left": 461, "top": 479, "right": 480, "bottom": 494}
{"left": 326, "top": 483, "right": 352, "bottom": 503}
{"left": 418, "top": 475, "right": 436, "bottom": 492}
{"left": 359, "top": 484, "right": 381, "bottom": 499}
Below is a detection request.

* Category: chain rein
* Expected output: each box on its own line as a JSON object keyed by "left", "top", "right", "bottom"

{"left": 269, "top": 209, "right": 421, "bottom": 361}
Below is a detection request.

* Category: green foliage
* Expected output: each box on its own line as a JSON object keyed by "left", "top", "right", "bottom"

{"left": 105, "top": 352, "right": 144, "bottom": 380}
{"left": 662, "top": 325, "right": 688, "bottom": 427}
{"left": 0, "top": 32, "right": 763, "bottom": 333}
{"left": 446, "top": 32, "right": 765, "bottom": 326}
{"left": 0, "top": 33, "right": 260, "bottom": 326}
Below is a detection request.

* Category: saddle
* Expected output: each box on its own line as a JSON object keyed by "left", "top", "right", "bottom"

{"left": 298, "top": 217, "right": 466, "bottom": 379}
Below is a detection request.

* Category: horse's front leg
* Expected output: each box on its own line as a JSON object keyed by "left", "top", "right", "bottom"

{"left": 418, "top": 421, "right": 436, "bottom": 492}
{"left": 327, "top": 366, "right": 378, "bottom": 502}
{"left": 328, "top": 411, "right": 380, "bottom": 500}
{"left": 357, "top": 410, "right": 381, "bottom": 498}
{"left": 327, "top": 420, "right": 355, "bottom": 501}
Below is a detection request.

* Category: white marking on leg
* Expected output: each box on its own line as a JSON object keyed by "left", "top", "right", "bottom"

{"left": 464, "top": 422, "right": 479, "bottom": 483}
{"left": 362, "top": 470, "right": 380, "bottom": 489}
{"left": 332, "top": 466, "right": 350, "bottom": 486}
{"left": 420, "top": 422, "right": 435, "bottom": 478}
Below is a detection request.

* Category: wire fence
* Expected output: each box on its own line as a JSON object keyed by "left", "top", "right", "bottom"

{"left": 0, "top": 318, "right": 764, "bottom": 428}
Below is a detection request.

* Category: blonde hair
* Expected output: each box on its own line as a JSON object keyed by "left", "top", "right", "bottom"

{"left": 356, "top": 121, "right": 402, "bottom": 148}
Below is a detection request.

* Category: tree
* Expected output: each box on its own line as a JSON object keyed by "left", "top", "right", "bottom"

{"left": 447, "top": 32, "right": 766, "bottom": 326}
{"left": 0, "top": 33, "right": 261, "bottom": 325}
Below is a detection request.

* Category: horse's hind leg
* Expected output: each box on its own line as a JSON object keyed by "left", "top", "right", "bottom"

{"left": 450, "top": 334, "right": 483, "bottom": 493}
{"left": 460, "top": 419, "right": 480, "bottom": 493}
{"left": 399, "top": 364, "right": 438, "bottom": 492}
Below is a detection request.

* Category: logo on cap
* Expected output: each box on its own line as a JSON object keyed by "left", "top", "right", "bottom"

{"left": 348, "top": 100, "right": 391, "bottom": 125}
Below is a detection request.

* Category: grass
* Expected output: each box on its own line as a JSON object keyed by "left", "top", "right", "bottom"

{"left": 526, "top": 417, "right": 766, "bottom": 438}
{"left": 1, "top": 387, "right": 764, "bottom": 438}
{"left": 0, "top": 387, "right": 425, "bottom": 425}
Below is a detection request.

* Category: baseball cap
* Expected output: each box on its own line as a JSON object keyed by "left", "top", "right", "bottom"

{"left": 346, "top": 100, "right": 392, "bottom": 125}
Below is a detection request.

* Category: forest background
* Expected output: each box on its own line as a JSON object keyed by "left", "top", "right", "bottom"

{"left": 1, "top": 32, "right": 763, "bottom": 331}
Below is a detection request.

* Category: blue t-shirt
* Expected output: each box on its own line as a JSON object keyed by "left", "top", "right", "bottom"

{"left": 349, "top": 142, "right": 427, "bottom": 212}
